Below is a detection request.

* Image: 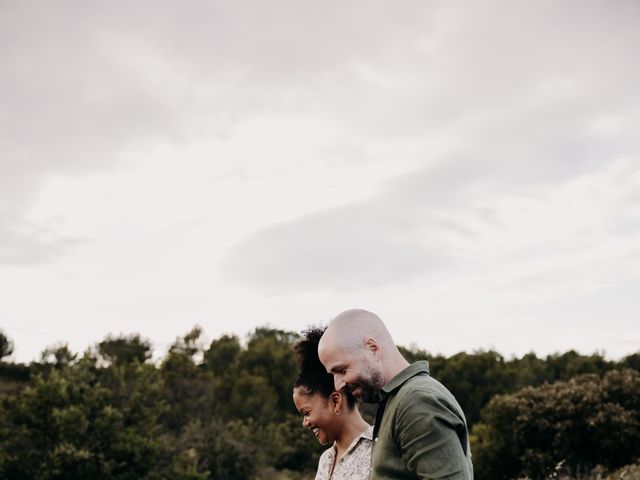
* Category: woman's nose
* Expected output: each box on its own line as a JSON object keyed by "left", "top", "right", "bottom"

{"left": 302, "top": 416, "right": 309, "bottom": 428}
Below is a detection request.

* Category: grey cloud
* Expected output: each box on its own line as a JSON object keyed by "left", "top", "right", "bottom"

{"left": 222, "top": 199, "right": 459, "bottom": 291}
{"left": 221, "top": 148, "right": 518, "bottom": 293}
{"left": 0, "top": 210, "right": 85, "bottom": 266}
{"left": 3, "top": 0, "right": 638, "bottom": 184}
{"left": 221, "top": 152, "right": 506, "bottom": 291}
{"left": 223, "top": 107, "right": 639, "bottom": 292}
{"left": 2, "top": 0, "right": 639, "bottom": 268}
{"left": 0, "top": 0, "right": 441, "bottom": 265}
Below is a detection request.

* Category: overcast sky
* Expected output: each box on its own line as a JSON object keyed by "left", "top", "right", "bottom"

{"left": 1, "top": 0, "right": 639, "bottom": 363}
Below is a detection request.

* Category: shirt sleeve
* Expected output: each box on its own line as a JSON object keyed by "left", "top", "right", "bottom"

{"left": 394, "top": 387, "right": 472, "bottom": 479}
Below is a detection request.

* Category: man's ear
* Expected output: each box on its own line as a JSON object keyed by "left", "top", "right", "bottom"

{"left": 363, "top": 337, "right": 379, "bottom": 354}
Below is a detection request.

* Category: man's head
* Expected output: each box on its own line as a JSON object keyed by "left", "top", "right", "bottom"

{"left": 318, "top": 309, "right": 404, "bottom": 403}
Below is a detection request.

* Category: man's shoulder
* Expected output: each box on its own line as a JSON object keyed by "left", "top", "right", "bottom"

{"left": 395, "top": 372, "right": 452, "bottom": 400}
{"left": 391, "top": 373, "right": 465, "bottom": 418}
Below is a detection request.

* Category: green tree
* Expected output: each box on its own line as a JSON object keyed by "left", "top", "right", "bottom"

{"left": 41, "top": 343, "right": 78, "bottom": 369}
{"left": 229, "top": 374, "right": 279, "bottom": 422}
{"left": 238, "top": 327, "right": 299, "bottom": 420}
{"left": 0, "top": 331, "right": 14, "bottom": 360}
{"left": 435, "top": 350, "right": 515, "bottom": 426}
{"left": 509, "top": 352, "right": 549, "bottom": 388}
{"left": 5, "top": 324, "right": 636, "bottom": 479}
{"left": 263, "top": 413, "right": 323, "bottom": 472}
{"left": 544, "top": 350, "right": 613, "bottom": 381}
{"left": 98, "top": 333, "right": 152, "bottom": 366}
{"left": 203, "top": 334, "right": 241, "bottom": 418}
{"left": 621, "top": 352, "right": 640, "bottom": 371}
{"left": 203, "top": 420, "right": 257, "bottom": 480}
{"left": 472, "top": 369, "right": 640, "bottom": 480}
{"left": 203, "top": 334, "right": 241, "bottom": 375}
{"left": 0, "top": 353, "right": 168, "bottom": 479}
{"left": 160, "top": 326, "right": 216, "bottom": 432}
{"left": 169, "top": 326, "right": 205, "bottom": 359}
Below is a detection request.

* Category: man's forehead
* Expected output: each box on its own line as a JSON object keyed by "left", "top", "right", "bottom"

{"left": 318, "top": 330, "right": 340, "bottom": 356}
{"left": 318, "top": 343, "right": 337, "bottom": 363}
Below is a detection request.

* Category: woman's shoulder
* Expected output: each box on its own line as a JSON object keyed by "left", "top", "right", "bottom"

{"left": 319, "top": 444, "right": 336, "bottom": 463}
{"left": 315, "top": 444, "right": 337, "bottom": 480}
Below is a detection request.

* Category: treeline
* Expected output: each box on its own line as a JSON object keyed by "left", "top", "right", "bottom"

{"left": 0, "top": 327, "right": 639, "bottom": 479}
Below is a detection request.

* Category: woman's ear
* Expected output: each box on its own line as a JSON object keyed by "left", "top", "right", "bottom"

{"left": 330, "top": 391, "right": 342, "bottom": 415}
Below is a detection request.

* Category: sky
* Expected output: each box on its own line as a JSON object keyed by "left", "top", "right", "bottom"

{"left": 1, "top": 0, "right": 639, "bottom": 363}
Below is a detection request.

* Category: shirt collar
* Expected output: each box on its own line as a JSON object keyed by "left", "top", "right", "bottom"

{"left": 380, "top": 360, "right": 430, "bottom": 399}
{"left": 331, "top": 424, "right": 373, "bottom": 457}
{"left": 359, "top": 424, "right": 374, "bottom": 442}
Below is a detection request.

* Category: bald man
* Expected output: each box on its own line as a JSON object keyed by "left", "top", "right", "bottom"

{"left": 318, "top": 309, "right": 473, "bottom": 480}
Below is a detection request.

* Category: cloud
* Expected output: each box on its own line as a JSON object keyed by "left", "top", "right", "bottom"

{"left": 0, "top": 0, "right": 638, "bottom": 363}
{"left": 0, "top": 0, "right": 442, "bottom": 265}
{"left": 0, "top": 210, "right": 85, "bottom": 266}
{"left": 2, "top": 0, "right": 638, "bottom": 269}
{"left": 223, "top": 156, "right": 640, "bottom": 294}
{"left": 222, "top": 199, "right": 458, "bottom": 291}
{"left": 217, "top": 1, "right": 639, "bottom": 293}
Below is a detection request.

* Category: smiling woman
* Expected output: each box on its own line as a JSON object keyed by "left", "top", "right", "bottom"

{"left": 292, "top": 327, "right": 373, "bottom": 480}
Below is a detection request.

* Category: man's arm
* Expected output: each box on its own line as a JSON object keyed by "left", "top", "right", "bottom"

{"left": 394, "top": 387, "right": 472, "bottom": 479}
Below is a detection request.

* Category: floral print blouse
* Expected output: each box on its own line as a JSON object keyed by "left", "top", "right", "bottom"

{"left": 315, "top": 425, "right": 373, "bottom": 480}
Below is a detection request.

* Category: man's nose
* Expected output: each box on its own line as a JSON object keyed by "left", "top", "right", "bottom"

{"left": 334, "top": 376, "right": 346, "bottom": 391}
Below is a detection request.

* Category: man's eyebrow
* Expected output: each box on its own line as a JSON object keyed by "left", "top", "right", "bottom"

{"left": 330, "top": 364, "right": 346, "bottom": 373}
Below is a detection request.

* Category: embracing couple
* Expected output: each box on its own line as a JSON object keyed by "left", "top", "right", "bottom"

{"left": 293, "top": 309, "right": 474, "bottom": 480}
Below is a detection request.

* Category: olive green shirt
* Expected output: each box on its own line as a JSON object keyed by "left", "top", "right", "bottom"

{"left": 370, "top": 361, "right": 473, "bottom": 479}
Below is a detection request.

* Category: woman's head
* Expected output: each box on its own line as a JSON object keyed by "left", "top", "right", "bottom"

{"left": 292, "top": 387, "right": 343, "bottom": 445}
{"left": 292, "top": 326, "right": 357, "bottom": 444}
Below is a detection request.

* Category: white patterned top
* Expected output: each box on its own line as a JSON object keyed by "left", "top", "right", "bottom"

{"left": 315, "top": 425, "right": 373, "bottom": 480}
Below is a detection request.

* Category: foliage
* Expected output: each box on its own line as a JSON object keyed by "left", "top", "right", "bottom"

{"left": 41, "top": 342, "right": 78, "bottom": 368}
{"left": 98, "top": 333, "right": 152, "bottom": 366}
{"left": 238, "top": 327, "right": 300, "bottom": 418}
{"left": 203, "top": 334, "right": 241, "bottom": 374}
{"left": 471, "top": 369, "right": 640, "bottom": 480}
{"left": 622, "top": 352, "right": 640, "bottom": 371}
{"left": 601, "top": 462, "right": 640, "bottom": 480}
{"left": 160, "top": 327, "right": 215, "bottom": 432}
{"left": 0, "top": 355, "right": 167, "bottom": 479}
{"left": 0, "top": 327, "right": 638, "bottom": 479}
{"left": 398, "top": 346, "right": 622, "bottom": 429}
{"left": 0, "top": 330, "right": 14, "bottom": 360}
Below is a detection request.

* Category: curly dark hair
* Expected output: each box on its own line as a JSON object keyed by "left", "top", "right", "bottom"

{"left": 293, "top": 326, "right": 356, "bottom": 409}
